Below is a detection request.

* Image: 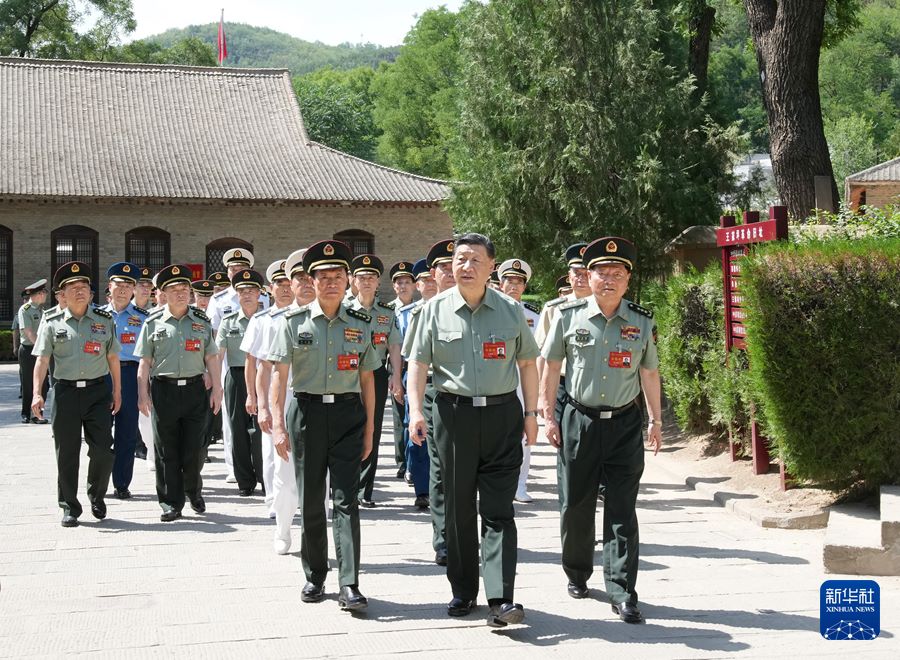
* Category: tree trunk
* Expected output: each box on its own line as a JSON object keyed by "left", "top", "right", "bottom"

{"left": 688, "top": 3, "right": 716, "bottom": 99}
{"left": 743, "top": 0, "right": 838, "bottom": 219}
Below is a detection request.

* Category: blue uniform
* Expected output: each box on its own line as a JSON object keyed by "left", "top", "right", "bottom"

{"left": 397, "top": 300, "right": 429, "bottom": 497}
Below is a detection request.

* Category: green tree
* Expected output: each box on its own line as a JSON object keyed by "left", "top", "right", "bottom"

{"left": 111, "top": 36, "right": 216, "bottom": 66}
{"left": 450, "top": 0, "right": 740, "bottom": 292}
{"left": 825, "top": 113, "right": 880, "bottom": 194}
{"left": 371, "top": 7, "right": 463, "bottom": 179}
{"left": 293, "top": 67, "right": 379, "bottom": 161}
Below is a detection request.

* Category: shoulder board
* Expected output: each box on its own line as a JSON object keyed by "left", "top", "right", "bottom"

{"left": 212, "top": 288, "right": 230, "bottom": 299}
{"left": 560, "top": 298, "right": 588, "bottom": 311}
{"left": 90, "top": 306, "right": 112, "bottom": 319}
{"left": 189, "top": 307, "right": 211, "bottom": 322}
{"left": 544, "top": 296, "right": 567, "bottom": 308}
{"left": 22, "top": 302, "right": 31, "bottom": 310}
{"left": 146, "top": 308, "right": 164, "bottom": 320}
{"left": 377, "top": 300, "right": 395, "bottom": 311}
{"left": 524, "top": 302, "right": 539, "bottom": 314}
{"left": 628, "top": 302, "right": 654, "bottom": 319}
{"left": 269, "top": 306, "right": 289, "bottom": 318}
{"left": 286, "top": 305, "right": 310, "bottom": 319}
{"left": 222, "top": 311, "right": 239, "bottom": 321}
{"left": 133, "top": 305, "right": 149, "bottom": 316}
{"left": 346, "top": 307, "right": 372, "bottom": 323}
{"left": 42, "top": 307, "right": 55, "bottom": 317}
{"left": 46, "top": 309, "right": 65, "bottom": 321}
{"left": 410, "top": 304, "right": 424, "bottom": 317}
{"left": 253, "top": 308, "right": 269, "bottom": 318}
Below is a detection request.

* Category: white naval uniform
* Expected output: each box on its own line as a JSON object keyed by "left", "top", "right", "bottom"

{"left": 516, "top": 301, "right": 541, "bottom": 500}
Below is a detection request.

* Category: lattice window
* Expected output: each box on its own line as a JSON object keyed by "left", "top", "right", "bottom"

{"left": 333, "top": 229, "right": 374, "bottom": 259}
{"left": 206, "top": 238, "right": 253, "bottom": 276}
{"left": 126, "top": 227, "right": 170, "bottom": 274}
{"left": 0, "top": 226, "right": 12, "bottom": 323}
{"left": 51, "top": 225, "right": 99, "bottom": 301}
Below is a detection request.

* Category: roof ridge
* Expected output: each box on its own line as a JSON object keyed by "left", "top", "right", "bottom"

{"left": 0, "top": 56, "right": 288, "bottom": 77}
{"left": 846, "top": 156, "right": 900, "bottom": 181}
{"left": 307, "top": 140, "right": 451, "bottom": 186}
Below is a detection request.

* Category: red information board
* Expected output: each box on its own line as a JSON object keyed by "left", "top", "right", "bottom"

{"left": 187, "top": 263, "right": 204, "bottom": 281}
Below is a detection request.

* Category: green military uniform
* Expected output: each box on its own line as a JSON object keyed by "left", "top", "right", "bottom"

{"left": 18, "top": 294, "right": 47, "bottom": 422}
{"left": 268, "top": 297, "right": 381, "bottom": 588}
{"left": 33, "top": 274, "right": 120, "bottom": 522}
{"left": 407, "top": 285, "right": 539, "bottom": 604}
{"left": 543, "top": 281, "right": 658, "bottom": 608}
{"left": 135, "top": 278, "right": 217, "bottom": 517}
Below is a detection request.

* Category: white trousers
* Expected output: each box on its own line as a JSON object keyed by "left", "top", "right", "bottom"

{"left": 271, "top": 437, "right": 299, "bottom": 542}
{"left": 517, "top": 441, "right": 531, "bottom": 495}
{"left": 261, "top": 429, "right": 275, "bottom": 511}
{"left": 139, "top": 409, "right": 155, "bottom": 468}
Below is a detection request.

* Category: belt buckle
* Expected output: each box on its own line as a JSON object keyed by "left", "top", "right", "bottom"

{"left": 599, "top": 410, "right": 612, "bottom": 419}
{"left": 322, "top": 394, "right": 335, "bottom": 404}
{"left": 76, "top": 380, "right": 86, "bottom": 388}
{"left": 472, "top": 396, "right": 487, "bottom": 407}
{"left": 177, "top": 379, "right": 187, "bottom": 386}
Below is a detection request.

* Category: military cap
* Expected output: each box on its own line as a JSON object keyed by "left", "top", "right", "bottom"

{"left": 565, "top": 243, "right": 589, "bottom": 268}
{"left": 583, "top": 236, "right": 637, "bottom": 271}
{"left": 556, "top": 274, "right": 571, "bottom": 293}
{"left": 191, "top": 279, "right": 214, "bottom": 296}
{"left": 389, "top": 261, "right": 414, "bottom": 281}
{"left": 351, "top": 254, "right": 384, "bottom": 277}
{"left": 489, "top": 270, "right": 500, "bottom": 285}
{"left": 411, "top": 258, "right": 432, "bottom": 281}
{"left": 222, "top": 247, "right": 254, "bottom": 268}
{"left": 23, "top": 278, "right": 48, "bottom": 295}
{"left": 302, "top": 240, "right": 352, "bottom": 273}
{"left": 138, "top": 266, "right": 153, "bottom": 283}
{"left": 498, "top": 258, "right": 532, "bottom": 283}
{"left": 54, "top": 262, "right": 91, "bottom": 289}
{"left": 284, "top": 249, "right": 308, "bottom": 278}
{"left": 426, "top": 239, "right": 455, "bottom": 269}
{"left": 155, "top": 264, "right": 193, "bottom": 290}
{"left": 231, "top": 268, "right": 264, "bottom": 290}
{"left": 209, "top": 271, "right": 229, "bottom": 288}
{"left": 106, "top": 261, "right": 140, "bottom": 284}
{"left": 265, "top": 259, "right": 289, "bottom": 284}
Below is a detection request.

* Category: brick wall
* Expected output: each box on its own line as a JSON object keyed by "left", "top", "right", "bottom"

{"left": 0, "top": 198, "right": 453, "bottom": 315}
{"left": 848, "top": 183, "right": 900, "bottom": 209}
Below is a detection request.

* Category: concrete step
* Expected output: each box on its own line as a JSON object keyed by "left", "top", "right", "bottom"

{"left": 880, "top": 485, "right": 900, "bottom": 547}
{"left": 823, "top": 488, "right": 900, "bottom": 576}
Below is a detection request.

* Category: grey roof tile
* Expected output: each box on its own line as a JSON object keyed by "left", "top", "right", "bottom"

{"left": 845, "top": 157, "right": 900, "bottom": 184}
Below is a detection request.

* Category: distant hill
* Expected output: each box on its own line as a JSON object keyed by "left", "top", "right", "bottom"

{"left": 146, "top": 23, "right": 399, "bottom": 75}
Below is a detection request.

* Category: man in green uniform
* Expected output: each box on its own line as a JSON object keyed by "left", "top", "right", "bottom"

{"left": 350, "top": 254, "right": 403, "bottom": 507}
{"left": 31, "top": 262, "right": 121, "bottom": 527}
{"left": 269, "top": 240, "right": 379, "bottom": 613}
{"left": 407, "top": 233, "right": 540, "bottom": 627}
{"left": 135, "top": 264, "right": 222, "bottom": 522}
{"left": 191, "top": 279, "right": 214, "bottom": 312}
{"left": 387, "top": 260, "right": 415, "bottom": 479}
{"left": 540, "top": 237, "right": 663, "bottom": 624}
{"left": 217, "top": 268, "right": 266, "bottom": 496}
{"left": 18, "top": 279, "right": 49, "bottom": 423}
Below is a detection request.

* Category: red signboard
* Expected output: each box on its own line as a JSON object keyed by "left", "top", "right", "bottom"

{"left": 716, "top": 217, "right": 785, "bottom": 247}
{"left": 187, "top": 263, "right": 204, "bottom": 281}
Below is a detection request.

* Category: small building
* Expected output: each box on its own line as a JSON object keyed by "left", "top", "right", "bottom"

{"left": 845, "top": 157, "right": 900, "bottom": 210}
{"left": 0, "top": 57, "right": 453, "bottom": 321}
{"left": 664, "top": 225, "right": 720, "bottom": 276}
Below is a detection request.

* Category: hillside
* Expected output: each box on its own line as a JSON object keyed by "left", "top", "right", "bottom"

{"left": 146, "top": 23, "right": 399, "bottom": 74}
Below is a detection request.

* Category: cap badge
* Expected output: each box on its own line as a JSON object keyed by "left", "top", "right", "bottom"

{"left": 362, "top": 256, "right": 371, "bottom": 265}
{"left": 234, "top": 250, "right": 242, "bottom": 258}
{"left": 243, "top": 271, "right": 250, "bottom": 279}
{"left": 172, "top": 266, "right": 180, "bottom": 275}
{"left": 324, "top": 244, "right": 335, "bottom": 256}
{"left": 579, "top": 246, "right": 587, "bottom": 257}
{"left": 71, "top": 264, "right": 80, "bottom": 273}
{"left": 512, "top": 260, "right": 521, "bottom": 269}
{"left": 607, "top": 240, "right": 618, "bottom": 253}
{"left": 399, "top": 263, "right": 406, "bottom": 270}
{"left": 123, "top": 265, "right": 131, "bottom": 273}
{"left": 447, "top": 242, "right": 454, "bottom": 252}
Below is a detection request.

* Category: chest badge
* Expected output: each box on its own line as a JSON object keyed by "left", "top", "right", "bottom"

{"left": 376, "top": 315, "right": 390, "bottom": 325}
{"left": 344, "top": 327, "right": 363, "bottom": 344}
{"left": 297, "top": 331, "right": 314, "bottom": 346}
{"left": 620, "top": 325, "right": 641, "bottom": 341}
{"left": 574, "top": 328, "right": 591, "bottom": 344}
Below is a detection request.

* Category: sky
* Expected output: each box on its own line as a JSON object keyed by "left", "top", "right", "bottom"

{"left": 128, "top": 0, "right": 466, "bottom": 46}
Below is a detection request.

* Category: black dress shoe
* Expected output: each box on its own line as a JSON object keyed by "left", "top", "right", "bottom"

{"left": 447, "top": 597, "right": 476, "bottom": 617}
{"left": 113, "top": 488, "right": 131, "bottom": 500}
{"left": 360, "top": 499, "right": 376, "bottom": 508}
{"left": 134, "top": 444, "right": 147, "bottom": 460}
{"left": 414, "top": 495, "right": 430, "bottom": 509}
{"left": 90, "top": 501, "right": 107, "bottom": 520}
{"left": 567, "top": 581, "right": 589, "bottom": 599}
{"left": 338, "top": 585, "right": 368, "bottom": 612}
{"left": 21, "top": 415, "right": 31, "bottom": 424}
{"left": 32, "top": 416, "right": 49, "bottom": 424}
{"left": 435, "top": 548, "right": 448, "bottom": 566}
{"left": 160, "top": 510, "right": 182, "bottom": 522}
{"left": 301, "top": 582, "right": 325, "bottom": 603}
{"left": 487, "top": 602, "right": 525, "bottom": 627}
{"left": 612, "top": 601, "right": 645, "bottom": 623}
{"left": 61, "top": 513, "right": 78, "bottom": 528}
{"left": 238, "top": 488, "right": 254, "bottom": 497}
{"left": 189, "top": 495, "right": 206, "bottom": 513}
{"left": 396, "top": 467, "right": 406, "bottom": 479}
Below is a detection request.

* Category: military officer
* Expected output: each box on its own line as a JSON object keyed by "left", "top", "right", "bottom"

{"left": 206, "top": 272, "right": 228, "bottom": 445}
{"left": 540, "top": 237, "right": 662, "bottom": 624}
{"left": 17, "top": 278, "right": 49, "bottom": 423}
{"left": 102, "top": 262, "right": 149, "bottom": 499}
{"left": 217, "top": 268, "right": 266, "bottom": 496}
{"left": 497, "top": 258, "right": 540, "bottom": 504}
{"left": 387, "top": 260, "right": 415, "bottom": 478}
{"left": 31, "top": 262, "right": 121, "bottom": 527}
{"left": 407, "top": 233, "right": 540, "bottom": 627}
{"left": 268, "top": 240, "right": 380, "bottom": 612}
{"left": 191, "top": 279, "right": 215, "bottom": 311}
{"left": 135, "top": 265, "right": 222, "bottom": 522}
{"left": 209, "top": 271, "right": 229, "bottom": 293}
{"left": 556, "top": 274, "right": 573, "bottom": 296}
{"left": 350, "top": 254, "right": 403, "bottom": 508}
{"left": 133, "top": 268, "right": 155, "bottom": 463}
{"left": 132, "top": 267, "right": 154, "bottom": 310}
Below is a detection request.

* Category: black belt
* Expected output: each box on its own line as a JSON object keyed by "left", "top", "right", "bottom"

{"left": 294, "top": 392, "right": 360, "bottom": 404}
{"left": 153, "top": 375, "right": 204, "bottom": 386}
{"left": 437, "top": 391, "right": 518, "bottom": 408}
{"left": 121, "top": 361, "right": 139, "bottom": 367}
{"left": 564, "top": 394, "right": 638, "bottom": 420}
{"left": 426, "top": 376, "right": 433, "bottom": 385}
{"left": 230, "top": 366, "right": 245, "bottom": 371}
{"left": 57, "top": 376, "right": 106, "bottom": 388}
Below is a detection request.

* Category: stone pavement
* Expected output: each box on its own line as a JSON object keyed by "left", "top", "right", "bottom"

{"left": 0, "top": 363, "right": 897, "bottom": 658}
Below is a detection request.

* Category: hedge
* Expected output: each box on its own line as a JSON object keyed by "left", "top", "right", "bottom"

{"left": 0, "top": 330, "right": 15, "bottom": 361}
{"left": 741, "top": 238, "right": 900, "bottom": 489}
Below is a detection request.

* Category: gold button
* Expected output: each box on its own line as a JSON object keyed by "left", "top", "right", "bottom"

{"left": 602, "top": 376, "right": 606, "bottom": 380}
{"left": 601, "top": 393, "right": 605, "bottom": 398}
{"left": 604, "top": 340, "right": 608, "bottom": 345}
{"left": 328, "top": 357, "right": 333, "bottom": 361}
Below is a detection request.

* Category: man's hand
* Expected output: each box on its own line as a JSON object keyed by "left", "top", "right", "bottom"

{"left": 245, "top": 394, "right": 258, "bottom": 416}
{"left": 390, "top": 375, "right": 404, "bottom": 402}
{"left": 202, "top": 372, "right": 212, "bottom": 389}
{"left": 110, "top": 389, "right": 122, "bottom": 415}
{"left": 544, "top": 417, "right": 562, "bottom": 449}
{"left": 647, "top": 422, "right": 662, "bottom": 456}
{"left": 272, "top": 427, "right": 291, "bottom": 461}
{"left": 408, "top": 410, "right": 427, "bottom": 446}
{"left": 258, "top": 406, "right": 273, "bottom": 434}
{"left": 210, "top": 386, "right": 223, "bottom": 415}
{"left": 138, "top": 392, "right": 151, "bottom": 417}
{"left": 30, "top": 394, "right": 44, "bottom": 420}
{"left": 524, "top": 415, "right": 538, "bottom": 446}
{"left": 361, "top": 425, "right": 374, "bottom": 461}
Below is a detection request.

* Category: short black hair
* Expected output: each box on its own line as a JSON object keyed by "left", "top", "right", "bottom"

{"left": 454, "top": 232, "right": 495, "bottom": 259}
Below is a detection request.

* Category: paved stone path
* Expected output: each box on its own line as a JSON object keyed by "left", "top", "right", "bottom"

{"left": 0, "top": 364, "right": 896, "bottom": 657}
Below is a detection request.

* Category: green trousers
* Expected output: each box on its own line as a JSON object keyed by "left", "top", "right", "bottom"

{"left": 358, "top": 365, "right": 388, "bottom": 501}
{"left": 433, "top": 394, "right": 523, "bottom": 602}
{"left": 289, "top": 395, "right": 365, "bottom": 588}
{"left": 391, "top": 383, "right": 406, "bottom": 470}
{"left": 225, "top": 367, "right": 263, "bottom": 491}
{"left": 52, "top": 380, "right": 114, "bottom": 517}
{"left": 425, "top": 385, "right": 446, "bottom": 552}
{"left": 558, "top": 402, "right": 644, "bottom": 605}
{"left": 151, "top": 378, "right": 208, "bottom": 512}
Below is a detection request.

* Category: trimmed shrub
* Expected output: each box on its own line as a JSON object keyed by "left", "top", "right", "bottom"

{"left": 0, "top": 330, "right": 15, "bottom": 361}
{"left": 742, "top": 238, "right": 900, "bottom": 488}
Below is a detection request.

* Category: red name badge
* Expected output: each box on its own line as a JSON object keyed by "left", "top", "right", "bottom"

{"left": 121, "top": 332, "right": 136, "bottom": 345}
{"left": 372, "top": 332, "right": 388, "bottom": 346}
{"left": 483, "top": 341, "right": 507, "bottom": 359}
{"left": 608, "top": 351, "right": 632, "bottom": 368}
{"left": 185, "top": 339, "right": 201, "bottom": 352}
{"left": 83, "top": 340, "right": 102, "bottom": 355}
{"left": 337, "top": 353, "right": 359, "bottom": 370}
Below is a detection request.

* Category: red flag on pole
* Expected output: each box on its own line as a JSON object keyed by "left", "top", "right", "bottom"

{"left": 217, "top": 9, "right": 227, "bottom": 65}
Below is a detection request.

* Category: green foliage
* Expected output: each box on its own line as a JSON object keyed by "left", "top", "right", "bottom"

{"left": 0, "top": 329, "right": 13, "bottom": 361}
{"left": 371, "top": 7, "right": 463, "bottom": 179}
{"left": 742, "top": 238, "right": 900, "bottom": 488}
{"left": 792, "top": 204, "right": 900, "bottom": 241}
{"left": 149, "top": 23, "right": 398, "bottom": 75}
{"left": 109, "top": 36, "right": 216, "bottom": 66}
{"left": 825, "top": 113, "right": 880, "bottom": 193}
{"left": 293, "top": 67, "right": 379, "bottom": 161}
{"left": 450, "top": 0, "right": 741, "bottom": 296}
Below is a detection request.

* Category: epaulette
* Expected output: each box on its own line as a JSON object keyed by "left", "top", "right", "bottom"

{"left": 90, "top": 305, "right": 112, "bottom": 319}
{"left": 222, "top": 310, "right": 239, "bottom": 321}
{"left": 213, "top": 288, "right": 231, "bottom": 299}
{"left": 133, "top": 305, "right": 149, "bottom": 316}
{"left": 560, "top": 298, "right": 588, "bottom": 311}
{"left": 45, "top": 309, "right": 65, "bottom": 321}
{"left": 146, "top": 308, "right": 164, "bottom": 320}
{"left": 22, "top": 302, "right": 31, "bottom": 310}
{"left": 346, "top": 307, "right": 372, "bottom": 323}
{"left": 189, "top": 307, "right": 211, "bottom": 322}
{"left": 377, "top": 300, "right": 395, "bottom": 311}
{"left": 286, "top": 305, "right": 310, "bottom": 318}
{"left": 544, "top": 296, "right": 567, "bottom": 308}
{"left": 253, "top": 308, "right": 269, "bottom": 318}
{"left": 398, "top": 301, "right": 417, "bottom": 313}
{"left": 410, "top": 304, "right": 424, "bottom": 317}
{"left": 269, "top": 306, "right": 289, "bottom": 318}
{"left": 524, "top": 302, "right": 539, "bottom": 314}
{"left": 628, "top": 302, "right": 654, "bottom": 319}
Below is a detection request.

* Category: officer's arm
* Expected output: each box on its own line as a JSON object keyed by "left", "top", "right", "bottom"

{"left": 137, "top": 358, "right": 152, "bottom": 416}
{"left": 23, "top": 326, "right": 37, "bottom": 345}
{"left": 204, "top": 352, "right": 223, "bottom": 414}
{"left": 406, "top": 359, "right": 428, "bottom": 445}
{"left": 388, "top": 343, "right": 403, "bottom": 399}
{"left": 639, "top": 367, "right": 663, "bottom": 455}
{"left": 269, "top": 363, "right": 291, "bottom": 461}
{"left": 539, "top": 359, "right": 562, "bottom": 420}
{"left": 106, "top": 353, "right": 121, "bottom": 414}
{"left": 517, "top": 357, "right": 539, "bottom": 445}
{"left": 359, "top": 369, "right": 376, "bottom": 461}
{"left": 30, "top": 356, "right": 50, "bottom": 419}
{"left": 244, "top": 354, "right": 258, "bottom": 415}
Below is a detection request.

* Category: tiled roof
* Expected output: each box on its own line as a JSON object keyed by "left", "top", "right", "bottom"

{"left": 845, "top": 157, "right": 900, "bottom": 183}
{"left": 0, "top": 57, "right": 450, "bottom": 203}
